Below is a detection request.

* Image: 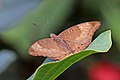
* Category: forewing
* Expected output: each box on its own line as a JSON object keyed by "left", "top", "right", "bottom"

{"left": 28, "top": 38, "right": 70, "bottom": 60}
{"left": 58, "top": 21, "right": 101, "bottom": 52}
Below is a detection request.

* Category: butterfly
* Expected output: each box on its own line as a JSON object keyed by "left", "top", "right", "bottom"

{"left": 28, "top": 21, "right": 100, "bottom": 60}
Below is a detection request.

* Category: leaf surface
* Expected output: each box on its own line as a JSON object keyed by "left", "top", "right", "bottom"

{"left": 28, "top": 30, "right": 112, "bottom": 80}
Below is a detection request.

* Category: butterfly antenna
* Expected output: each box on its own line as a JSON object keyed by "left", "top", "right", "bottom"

{"left": 32, "top": 22, "right": 52, "bottom": 36}
{"left": 32, "top": 22, "right": 40, "bottom": 28}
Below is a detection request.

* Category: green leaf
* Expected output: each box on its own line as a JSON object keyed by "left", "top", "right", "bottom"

{"left": 87, "top": 30, "right": 112, "bottom": 52}
{"left": 28, "top": 30, "right": 112, "bottom": 80}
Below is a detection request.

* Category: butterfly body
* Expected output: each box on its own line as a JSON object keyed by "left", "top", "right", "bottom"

{"left": 29, "top": 21, "right": 101, "bottom": 60}
{"left": 50, "top": 33, "right": 74, "bottom": 54}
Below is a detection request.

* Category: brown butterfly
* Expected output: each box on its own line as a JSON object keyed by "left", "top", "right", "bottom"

{"left": 28, "top": 21, "right": 100, "bottom": 60}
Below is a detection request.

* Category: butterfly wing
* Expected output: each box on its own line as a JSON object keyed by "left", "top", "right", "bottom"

{"left": 28, "top": 38, "right": 70, "bottom": 60}
{"left": 58, "top": 21, "right": 101, "bottom": 53}
{"left": 29, "top": 21, "right": 100, "bottom": 60}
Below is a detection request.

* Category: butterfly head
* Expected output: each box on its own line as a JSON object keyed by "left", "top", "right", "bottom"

{"left": 50, "top": 33, "right": 57, "bottom": 37}
{"left": 50, "top": 33, "right": 61, "bottom": 42}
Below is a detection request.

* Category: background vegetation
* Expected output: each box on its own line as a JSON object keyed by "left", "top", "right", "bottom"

{"left": 0, "top": 0, "right": 120, "bottom": 80}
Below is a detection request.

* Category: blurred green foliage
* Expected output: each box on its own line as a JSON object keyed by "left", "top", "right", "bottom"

{"left": 0, "top": 0, "right": 75, "bottom": 59}
{"left": 0, "top": 0, "right": 120, "bottom": 80}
